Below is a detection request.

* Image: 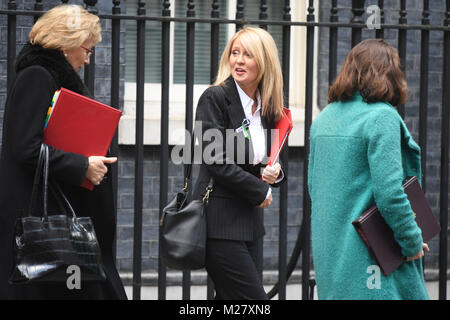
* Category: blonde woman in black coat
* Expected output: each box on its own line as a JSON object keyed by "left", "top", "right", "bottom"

{"left": 0, "top": 5, "right": 126, "bottom": 299}
{"left": 193, "top": 27, "right": 286, "bottom": 300}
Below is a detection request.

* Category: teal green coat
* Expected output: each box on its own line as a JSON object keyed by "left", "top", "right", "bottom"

{"left": 308, "top": 93, "right": 429, "bottom": 300}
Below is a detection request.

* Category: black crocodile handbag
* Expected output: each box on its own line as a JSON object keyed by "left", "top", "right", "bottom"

{"left": 8, "top": 144, "right": 106, "bottom": 284}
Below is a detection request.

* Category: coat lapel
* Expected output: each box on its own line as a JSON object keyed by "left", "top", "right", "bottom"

{"left": 222, "top": 77, "right": 247, "bottom": 130}
{"left": 222, "top": 77, "right": 277, "bottom": 166}
{"left": 221, "top": 76, "right": 276, "bottom": 166}
{"left": 222, "top": 77, "right": 253, "bottom": 164}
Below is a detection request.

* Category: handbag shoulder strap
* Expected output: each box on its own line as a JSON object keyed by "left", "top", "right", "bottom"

{"left": 183, "top": 130, "right": 196, "bottom": 191}
{"left": 183, "top": 130, "right": 214, "bottom": 194}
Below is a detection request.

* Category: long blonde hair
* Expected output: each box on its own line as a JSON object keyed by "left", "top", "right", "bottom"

{"left": 214, "top": 27, "right": 284, "bottom": 122}
{"left": 29, "top": 4, "right": 102, "bottom": 51}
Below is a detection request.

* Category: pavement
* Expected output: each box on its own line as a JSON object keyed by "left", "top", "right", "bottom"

{"left": 124, "top": 280, "right": 449, "bottom": 300}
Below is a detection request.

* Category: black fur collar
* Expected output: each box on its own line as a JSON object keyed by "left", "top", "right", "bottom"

{"left": 15, "top": 43, "right": 89, "bottom": 96}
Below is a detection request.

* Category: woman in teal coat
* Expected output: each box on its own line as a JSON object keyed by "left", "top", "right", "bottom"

{"left": 308, "top": 39, "right": 429, "bottom": 300}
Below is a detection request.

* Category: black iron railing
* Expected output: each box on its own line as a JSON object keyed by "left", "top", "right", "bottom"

{"left": 1, "top": 0, "right": 448, "bottom": 301}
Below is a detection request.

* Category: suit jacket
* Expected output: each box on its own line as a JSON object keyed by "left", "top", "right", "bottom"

{"left": 193, "top": 77, "right": 286, "bottom": 241}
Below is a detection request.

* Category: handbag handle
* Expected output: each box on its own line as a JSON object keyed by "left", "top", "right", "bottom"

{"left": 27, "top": 144, "right": 46, "bottom": 217}
{"left": 27, "top": 143, "right": 49, "bottom": 219}
{"left": 27, "top": 144, "right": 76, "bottom": 220}
{"left": 49, "top": 182, "right": 78, "bottom": 219}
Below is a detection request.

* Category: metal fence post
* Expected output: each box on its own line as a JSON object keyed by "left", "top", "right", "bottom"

{"left": 302, "top": 0, "right": 315, "bottom": 301}
{"left": 397, "top": 0, "right": 407, "bottom": 118}
{"left": 439, "top": 0, "right": 450, "bottom": 301}
{"left": 132, "top": 0, "right": 146, "bottom": 301}
{"left": 351, "top": 0, "right": 365, "bottom": 47}
{"left": 110, "top": 0, "right": 121, "bottom": 271}
{"left": 236, "top": 0, "right": 244, "bottom": 32}
{"left": 7, "top": 0, "right": 17, "bottom": 93}
{"left": 376, "top": 0, "right": 384, "bottom": 39}
{"left": 329, "top": 0, "right": 338, "bottom": 87}
{"left": 158, "top": 0, "right": 171, "bottom": 300}
{"left": 419, "top": 0, "right": 430, "bottom": 192}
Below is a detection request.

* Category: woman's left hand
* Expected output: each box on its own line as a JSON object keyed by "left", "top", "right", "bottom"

{"left": 86, "top": 156, "right": 117, "bottom": 186}
{"left": 261, "top": 163, "right": 281, "bottom": 184}
{"left": 406, "top": 243, "right": 430, "bottom": 262}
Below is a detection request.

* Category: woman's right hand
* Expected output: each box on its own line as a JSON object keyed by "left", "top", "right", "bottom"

{"left": 406, "top": 243, "right": 430, "bottom": 262}
{"left": 86, "top": 156, "right": 117, "bottom": 186}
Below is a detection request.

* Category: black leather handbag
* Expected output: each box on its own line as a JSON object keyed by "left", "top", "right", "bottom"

{"left": 9, "top": 144, "right": 106, "bottom": 284}
{"left": 160, "top": 138, "right": 214, "bottom": 270}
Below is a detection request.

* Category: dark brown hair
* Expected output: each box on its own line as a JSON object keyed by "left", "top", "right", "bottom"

{"left": 328, "top": 39, "right": 407, "bottom": 106}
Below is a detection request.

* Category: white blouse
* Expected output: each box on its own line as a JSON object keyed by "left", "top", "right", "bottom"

{"left": 234, "top": 80, "right": 284, "bottom": 200}
{"left": 235, "top": 80, "right": 266, "bottom": 166}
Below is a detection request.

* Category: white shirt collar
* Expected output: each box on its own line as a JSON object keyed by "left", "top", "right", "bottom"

{"left": 234, "top": 79, "right": 261, "bottom": 119}
{"left": 234, "top": 80, "right": 267, "bottom": 166}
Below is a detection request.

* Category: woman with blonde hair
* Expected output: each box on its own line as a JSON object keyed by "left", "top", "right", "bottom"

{"left": 0, "top": 5, "right": 126, "bottom": 299}
{"left": 192, "top": 27, "right": 286, "bottom": 299}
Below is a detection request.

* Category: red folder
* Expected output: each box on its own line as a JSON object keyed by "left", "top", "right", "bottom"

{"left": 43, "top": 88, "right": 122, "bottom": 190}
{"left": 267, "top": 107, "right": 293, "bottom": 167}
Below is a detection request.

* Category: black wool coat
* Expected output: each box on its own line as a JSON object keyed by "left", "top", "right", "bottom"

{"left": 192, "top": 76, "right": 286, "bottom": 241}
{"left": 0, "top": 43, "right": 127, "bottom": 300}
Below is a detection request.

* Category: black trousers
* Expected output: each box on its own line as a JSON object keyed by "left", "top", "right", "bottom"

{"left": 205, "top": 238, "right": 268, "bottom": 300}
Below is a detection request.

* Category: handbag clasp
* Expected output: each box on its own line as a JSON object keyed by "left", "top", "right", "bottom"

{"left": 183, "top": 178, "right": 189, "bottom": 192}
{"left": 159, "top": 213, "right": 166, "bottom": 226}
{"left": 202, "top": 187, "right": 213, "bottom": 204}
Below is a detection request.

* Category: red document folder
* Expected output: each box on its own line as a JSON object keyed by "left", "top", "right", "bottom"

{"left": 43, "top": 88, "right": 122, "bottom": 190}
{"left": 352, "top": 176, "right": 441, "bottom": 276}
{"left": 267, "top": 107, "right": 293, "bottom": 166}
